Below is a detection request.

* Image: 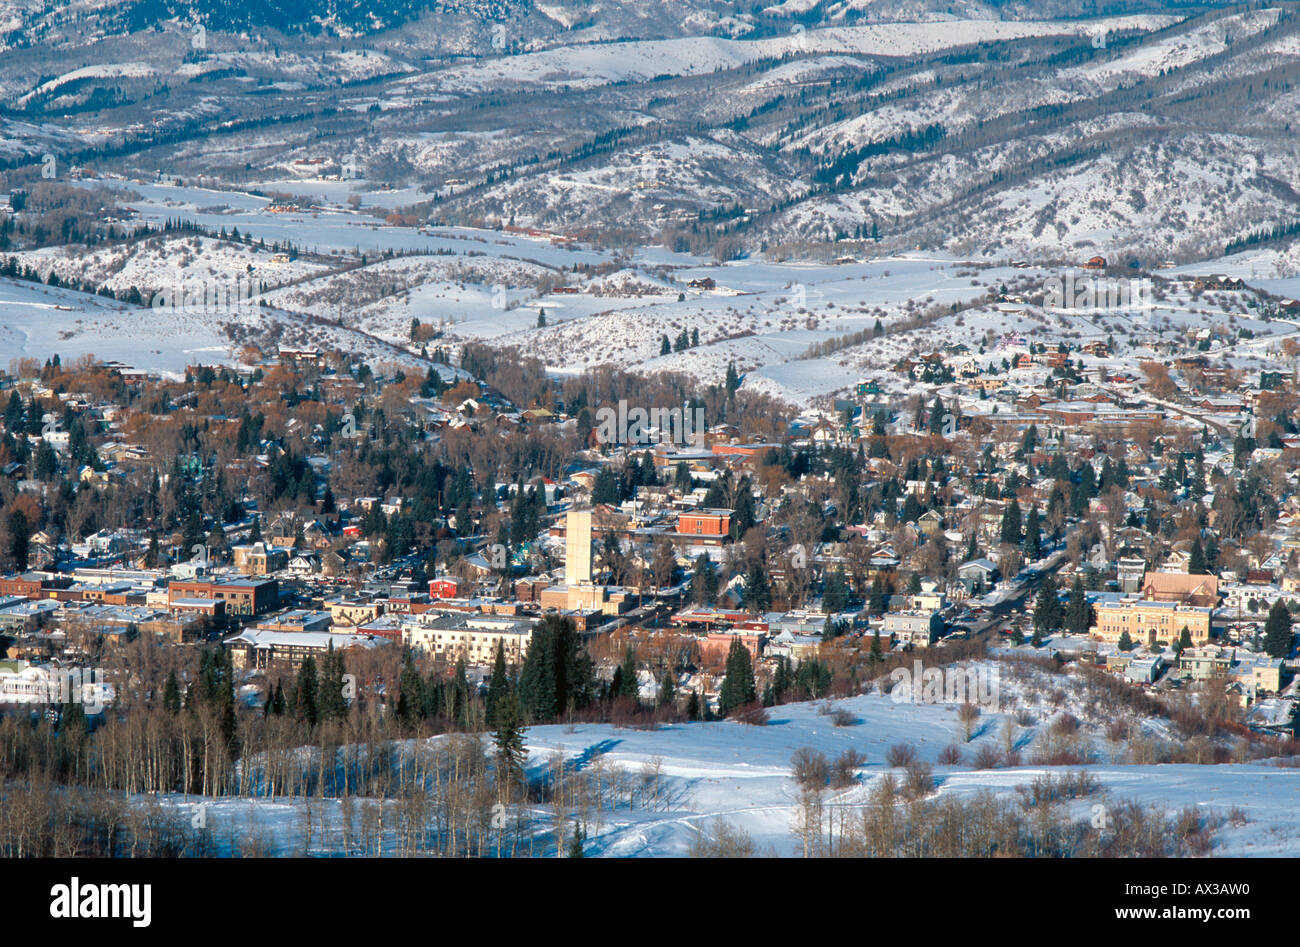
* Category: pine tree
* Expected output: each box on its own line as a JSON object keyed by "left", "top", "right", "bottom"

{"left": 567, "top": 825, "right": 585, "bottom": 858}
{"left": 1117, "top": 630, "right": 1134, "bottom": 652}
{"left": 691, "top": 553, "right": 718, "bottom": 604}
{"left": 1065, "top": 575, "right": 1092, "bottom": 635}
{"left": 725, "top": 361, "right": 740, "bottom": 398}
{"left": 744, "top": 562, "right": 771, "bottom": 613}
{"left": 717, "top": 637, "right": 757, "bottom": 717}
{"left": 822, "top": 567, "right": 848, "bottom": 613}
{"left": 486, "top": 639, "right": 510, "bottom": 728}
{"left": 868, "top": 573, "right": 886, "bottom": 615}
{"left": 163, "top": 670, "right": 182, "bottom": 715}
{"left": 617, "top": 646, "right": 639, "bottom": 703}
{"left": 658, "top": 670, "right": 676, "bottom": 709}
{"left": 518, "top": 615, "right": 595, "bottom": 722}
{"left": 451, "top": 658, "right": 471, "bottom": 728}
{"left": 1023, "top": 505, "right": 1041, "bottom": 560}
{"left": 59, "top": 697, "right": 87, "bottom": 736}
{"left": 492, "top": 690, "right": 527, "bottom": 802}
{"left": 293, "top": 656, "right": 320, "bottom": 727}
{"left": 317, "top": 643, "right": 349, "bottom": 723}
{"left": 396, "top": 655, "right": 424, "bottom": 728}
{"left": 1263, "top": 599, "right": 1293, "bottom": 658}
{"left": 1000, "top": 499, "right": 1022, "bottom": 546}
{"left": 1032, "top": 575, "right": 1061, "bottom": 636}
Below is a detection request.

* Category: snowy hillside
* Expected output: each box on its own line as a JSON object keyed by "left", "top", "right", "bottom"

{"left": 139, "top": 663, "right": 1300, "bottom": 857}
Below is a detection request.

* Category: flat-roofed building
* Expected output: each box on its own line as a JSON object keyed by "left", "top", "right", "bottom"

{"left": 327, "top": 598, "right": 383, "bottom": 627}
{"left": 883, "top": 609, "right": 943, "bottom": 648}
{"left": 565, "top": 509, "right": 593, "bottom": 585}
{"left": 677, "top": 509, "right": 732, "bottom": 538}
{"left": 168, "top": 577, "right": 279, "bottom": 616}
{"left": 403, "top": 612, "right": 536, "bottom": 665}
{"left": 257, "top": 609, "right": 332, "bottom": 633}
{"left": 224, "top": 628, "right": 388, "bottom": 670}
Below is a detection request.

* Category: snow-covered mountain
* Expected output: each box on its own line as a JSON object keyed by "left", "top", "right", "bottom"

{"left": 3, "top": 2, "right": 1297, "bottom": 264}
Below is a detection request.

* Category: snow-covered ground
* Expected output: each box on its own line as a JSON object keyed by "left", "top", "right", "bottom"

{"left": 144, "top": 675, "right": 1300, "bottom": 857}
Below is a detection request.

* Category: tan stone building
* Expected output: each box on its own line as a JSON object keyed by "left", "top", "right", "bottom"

{"left": 1091, "top": 597, "right": 1212, "bottom": 647}
{"left": 232, "top": 542, "right": 288, "bottom": 576}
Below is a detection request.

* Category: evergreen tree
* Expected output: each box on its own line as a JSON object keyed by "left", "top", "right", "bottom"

{"left": 1065, "top": 575, "right": 1093, "bottom": 635}
{"left": 658, "top": 670, "right": 677, "bottom": 709}
{"left": 518, "top": 615, "right": 596, "bottom": 722}
{"left": 822, "top": 567, "right": 849, "bottom": 613}
{"left": 1117, "top": 630, "right": 1134, "bottom": 652}
{"left": 616, "top": 646, "right": 639, "bottom": 703}
{"left": 744, "top": 561, "right": 771, "bottom": 613}
{"left": 717, "top": 637, "right": 757, "bottom": 716}
{"left": 486, "top": 639, "right": 510, "bottom": 728}
{"left": 868, "top": 573, "right": 887, "bottom": 615}
{"left": 293, "top": 655, "right": 320, "bottom": 727}
{"left": 492, "top": 690, "right": 527, "bottom": 800}
{"left": 7, "top": 509, "right": 29, "bottom": 570}
{"left": 1263, "top": 599, "right": 1293, "bottom": 658}
{"left": 691, "top": 553, "right": 719, "bottom": 604}
{"left": 926, "top": 396, "right": 946, "bottom": 435}
{"left": 1032, "top": 575, "right": 1062, "bottom": 636}
{"left": 1023, "top": 505, "right": 1041, "bottom": 560}
{"left": 163, "top": 670, "right": 182, "bottom": 715}
{"left": 1000, "top": 499, "right": 1023, "bottom": 546}
{"left": 59, "top": 697, "right": 88, "bottom": 736}
{"left": 567, "top": 825, "right": 585, "bottom": 858}
{"left": 396, "top": 655, "right": 424, "bottom": 728}
{"left": 317, "top": 643, "right": 349, "bottom": 723}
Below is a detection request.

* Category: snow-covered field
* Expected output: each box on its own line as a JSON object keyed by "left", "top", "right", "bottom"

{"left": 148, "top": 678, "right": 1300, "bottom": 857}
